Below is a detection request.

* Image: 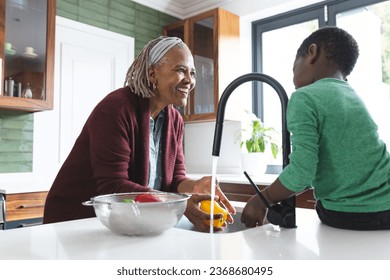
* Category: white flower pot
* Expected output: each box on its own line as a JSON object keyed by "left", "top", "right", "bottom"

{"left": 241, "top": 152, "right": 267, "bottom": 176}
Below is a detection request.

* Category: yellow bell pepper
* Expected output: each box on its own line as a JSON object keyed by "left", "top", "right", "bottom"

{"left": 200, "top": 200, "right": 228, "bottom": 227}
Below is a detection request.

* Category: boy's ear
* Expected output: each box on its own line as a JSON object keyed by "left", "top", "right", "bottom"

{"left": 308, "top": 43, "right": 320, "bottom": 64}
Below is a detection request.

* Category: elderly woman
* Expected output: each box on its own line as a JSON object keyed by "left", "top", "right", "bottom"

{"left": 43, "top": 36, "right": 235, "bottom": 232}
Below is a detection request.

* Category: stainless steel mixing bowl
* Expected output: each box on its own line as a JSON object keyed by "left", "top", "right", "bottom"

{"left": 83, "top": 192, "right": 189, "bottom": 236}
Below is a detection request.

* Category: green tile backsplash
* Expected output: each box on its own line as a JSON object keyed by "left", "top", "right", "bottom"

{"left": 0, "top": 111, "right": 33, "bottom": 173}
{"left": 56, "top": 0, "right": 178, "bottom": 55}
{"left": 0, "top": 0, "right": 178, "bottom": 173}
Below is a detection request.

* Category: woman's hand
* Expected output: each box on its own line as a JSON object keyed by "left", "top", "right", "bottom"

{"left": 179, "top": 176, "right": 236, "bottom": 223}
{"left": 184, "top": 194, "right": 226, "bottom": 232}
{"left": 241, "top": 194, "right": 268, "bottom": 227}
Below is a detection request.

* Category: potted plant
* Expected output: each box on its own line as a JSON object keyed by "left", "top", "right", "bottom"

{"left": 237, "top": 111, "right": 280, "bottom": 175}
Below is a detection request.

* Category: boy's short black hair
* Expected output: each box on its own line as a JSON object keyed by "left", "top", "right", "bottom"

{"left": 296, "top": 26, "right": 359, "bottom": 76}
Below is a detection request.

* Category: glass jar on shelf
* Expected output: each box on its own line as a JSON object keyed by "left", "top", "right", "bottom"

{"left": 22, "top": 83, "right": 32, "bottom": 99}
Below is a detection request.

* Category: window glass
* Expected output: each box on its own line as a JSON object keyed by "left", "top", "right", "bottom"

{"left": 262, "top": 20, "right": 318, "bottom": 164}
{"left": 336, "top": 1, "right": 390, "bottom": 148}
{"left": 4, "top": 0, "right": 47, "bottom": 99}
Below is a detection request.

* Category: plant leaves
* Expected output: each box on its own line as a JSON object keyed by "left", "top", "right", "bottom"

{"left": 271, "top": 143, "right": 279, "bottom": 159}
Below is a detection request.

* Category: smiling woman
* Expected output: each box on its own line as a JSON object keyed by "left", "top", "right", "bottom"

{"left": 43, "top": 36, "right": 235, "bottom": 233}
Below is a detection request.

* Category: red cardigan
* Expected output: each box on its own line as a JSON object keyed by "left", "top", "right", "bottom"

{"left": 43, "top": 87, "right": 188, "bottom": 223}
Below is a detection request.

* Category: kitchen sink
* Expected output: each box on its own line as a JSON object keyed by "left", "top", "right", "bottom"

{"left": 175, "top": 212, "right": 248, "bottom": 233}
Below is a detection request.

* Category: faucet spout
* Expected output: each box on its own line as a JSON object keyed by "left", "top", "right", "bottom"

{"left": 212, "top": 73, "right": 296, "bottom": 228}
{"left": 213, "top": 73, "right": 290, "bottom": 165}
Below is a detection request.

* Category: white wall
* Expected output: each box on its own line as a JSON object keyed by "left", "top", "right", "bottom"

{"left": 184, "top": 120, "right": 242, "bottom": 174}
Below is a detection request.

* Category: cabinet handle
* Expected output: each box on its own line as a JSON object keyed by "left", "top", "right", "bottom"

{"left": 0, "top": 58, "right": 2, "bottom": 94}
{"left": 18, "top": 222, "right": 43, "bottom": 228}
{"left": 17, "top": 204, "right": 45, "bottom": 209}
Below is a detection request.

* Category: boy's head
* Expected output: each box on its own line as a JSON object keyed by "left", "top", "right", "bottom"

{"left": 293, "top": 26, "right": 359, "bottom": 89}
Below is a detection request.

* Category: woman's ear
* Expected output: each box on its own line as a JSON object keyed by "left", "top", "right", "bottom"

{"left": 148, "top": 66, "right": 157, "bottom": 84}
{"left": 308, "top": 43, "right": 320, "bottom": 64}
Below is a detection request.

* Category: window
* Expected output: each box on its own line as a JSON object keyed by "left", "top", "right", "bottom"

{"left": 253, "top": 0, "right": 390, "bottom": 160}
{"left": 335, "top": 1, "right": 390, "bottom": 150}
{"left": 262, "top": 21, "right": 318, "bottom": 157}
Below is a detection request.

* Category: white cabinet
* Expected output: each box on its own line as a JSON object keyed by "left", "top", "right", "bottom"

{"left": 54, "top": 17, "right": 135, "bottom": 161}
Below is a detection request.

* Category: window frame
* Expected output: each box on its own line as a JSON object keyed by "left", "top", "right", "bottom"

{"left": 252, "top": 0, "right": 388, "bottom": 118}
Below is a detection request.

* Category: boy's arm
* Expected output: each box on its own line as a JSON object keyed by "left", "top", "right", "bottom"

{"left": 262, "top": 178, "right": 296, "bottom": 205}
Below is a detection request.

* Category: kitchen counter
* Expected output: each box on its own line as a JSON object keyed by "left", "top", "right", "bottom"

{"left": 1, "top": 206, "right": 389, "bottom": 260}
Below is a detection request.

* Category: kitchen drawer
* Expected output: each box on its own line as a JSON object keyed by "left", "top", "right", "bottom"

{"left": 6, "top": 192, "right": 48, "bottom": 222}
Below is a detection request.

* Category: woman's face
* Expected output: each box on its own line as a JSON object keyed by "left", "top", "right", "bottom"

{"left": 151, "top": 45, "right": 196, "bottom": 108}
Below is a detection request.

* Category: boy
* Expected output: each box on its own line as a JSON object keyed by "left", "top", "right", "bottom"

{"left": 241, "top": 26, "right": 390, "bottom": 230}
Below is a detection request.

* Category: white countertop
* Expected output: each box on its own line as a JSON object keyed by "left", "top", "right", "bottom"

{"left": 1, "top": 207, "right": 389, "bottom": 260}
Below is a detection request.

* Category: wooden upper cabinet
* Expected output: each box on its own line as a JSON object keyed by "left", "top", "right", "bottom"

{"left": 0, "top": 0, "right": 55, "bottom": 112}
{"left": 164, "top": 8, "right": 240, "bottom": 122}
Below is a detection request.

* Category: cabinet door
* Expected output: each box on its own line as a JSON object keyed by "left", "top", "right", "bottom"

{"left": 0, "top": 0, "right": 55, "bottom": 111}
{"left": 164, "top": 19, "right": 188, "bottom": 42}
{"left": 190, "top": 13, "right": 216, "bottom": 117}
{"left": 55, "top": 17, "right": 135, "bottom": 162}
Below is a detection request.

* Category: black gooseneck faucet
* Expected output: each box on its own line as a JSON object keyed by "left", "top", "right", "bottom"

{"left": 212, "top": 73, "right": 296, "bottom": 228}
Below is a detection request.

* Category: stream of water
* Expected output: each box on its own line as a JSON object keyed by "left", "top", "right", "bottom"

{"left": 210, "top": 156, "right": 219, "bottom": 259}
{"left": 210, "top": 156, "right": 219, "bottom": 234}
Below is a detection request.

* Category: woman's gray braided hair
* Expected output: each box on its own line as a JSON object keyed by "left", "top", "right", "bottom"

{"left": 124, "top": 36, "right": 185, "bottom": 98}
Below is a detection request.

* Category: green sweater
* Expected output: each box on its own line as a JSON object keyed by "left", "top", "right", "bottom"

{"left": 279, "top": 78, "right": 390, "bottom": 212}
